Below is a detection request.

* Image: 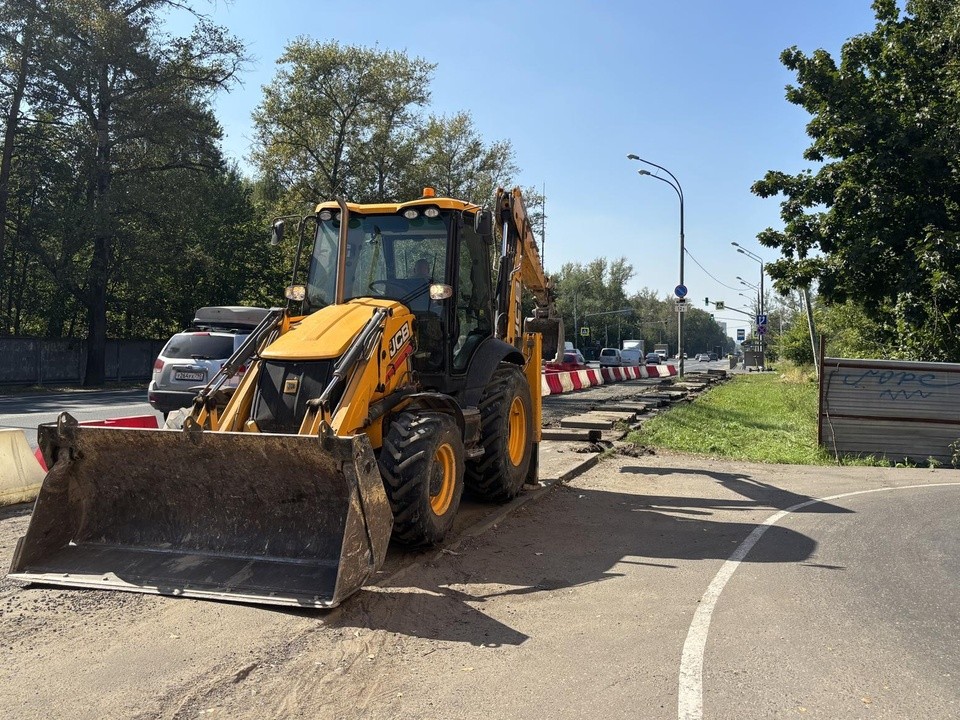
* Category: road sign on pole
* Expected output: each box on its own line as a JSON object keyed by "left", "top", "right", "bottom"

{"left": 737, "top": 328, "right": 745, "bottom": 341}
{"left": 675, "top": 284, "right": 688, "bottom": 298}
{"left": 757, "top": 314, "right": 768, "bottom": 326}
{"left": 757, "top": 325, "right": 767, "bottom": 335}
{"left": 675, "top": 299, "right": 688, "bottom": 313}
{"left": 580, "top": 327, "right": 590, "bottom": 336}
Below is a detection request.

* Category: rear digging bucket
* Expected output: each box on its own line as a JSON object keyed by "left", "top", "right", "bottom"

{"left": 525, "top": 315, "right": 564, "bottom": 361}
{"left": 8, "top": 415, "right": 393, "bottom": 608}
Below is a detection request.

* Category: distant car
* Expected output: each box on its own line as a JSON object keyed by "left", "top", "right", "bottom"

{"left": 709, "top": 352, "right": 718, "bottom": 361}
{"left": 619, "top": 347, "right": 643, "bottom": 366}
{"left": 645, "top": 352, "right": 662, "bottom": 365}
{"left": 544, "top": 350, "right": 587, "bottom": 372}
{"left": 696, "top": 353, "right": 711, "bottom": 362}
{"left": 148, "top": 306, "right": 270, "bottom": 418}
{"left": 599, "top": 348, "right": 623, "bottom": 367}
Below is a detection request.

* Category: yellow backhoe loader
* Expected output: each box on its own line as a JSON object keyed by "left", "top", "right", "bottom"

{"left": 9, "top": 188, "right": 563, "bottom": 608}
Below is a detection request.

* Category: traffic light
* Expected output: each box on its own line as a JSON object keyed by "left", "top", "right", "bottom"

{"left": 704, "top": 297, "right": 709, "bottom": 306}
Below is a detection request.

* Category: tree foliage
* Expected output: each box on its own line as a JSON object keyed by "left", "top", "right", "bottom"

{"left": 251, "top": 40, "right": 521, "bottom": 212}
{"left": 252, "top": 40, "right": 434, "bottom": 209}
{"left": 551, "top": 259, "right": 732, "bottom": 357}
{"left": 0, "top": 23, "right": 551, "bottom": 384}
{"left": 752, "top": 0, "right": 960, "bottom": 360}
{"left": 0, "top": 0, "right": 276, "bottom": 384}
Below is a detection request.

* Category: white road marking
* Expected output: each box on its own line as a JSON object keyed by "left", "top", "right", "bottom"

{"left": 677, "top": 482, "right": 960, "bottom": 720}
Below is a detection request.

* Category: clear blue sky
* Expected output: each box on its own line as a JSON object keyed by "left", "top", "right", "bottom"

{"left": 171, "top": 0, "right": 879, "bottom": 339}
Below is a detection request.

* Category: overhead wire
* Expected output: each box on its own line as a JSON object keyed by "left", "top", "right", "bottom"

{"left": 683, "top": 247, "right": 741, "bottom": 291}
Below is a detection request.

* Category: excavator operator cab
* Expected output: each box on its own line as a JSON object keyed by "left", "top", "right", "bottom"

{"left": 302, "top": 202, "right": 495, "bottom": 379}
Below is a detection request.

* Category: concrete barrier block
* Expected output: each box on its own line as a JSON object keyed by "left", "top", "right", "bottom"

{"left": 0, "top": 428, "right": 45, "bottom": 506}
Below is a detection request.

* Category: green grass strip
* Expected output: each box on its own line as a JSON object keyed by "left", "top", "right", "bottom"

{"left": 629, "top": 373, "right": 837, "bottom": 465}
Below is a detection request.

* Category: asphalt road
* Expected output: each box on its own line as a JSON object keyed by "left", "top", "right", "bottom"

{"left": 0, "top": 387, "right": 161, "bottom": 448}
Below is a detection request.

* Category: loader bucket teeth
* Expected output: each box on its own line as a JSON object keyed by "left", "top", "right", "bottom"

{"left": 9, "top": 423, "right": 393, "bottom": 608}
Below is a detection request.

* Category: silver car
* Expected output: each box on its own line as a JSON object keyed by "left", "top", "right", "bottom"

{"left": 148, "top": 307, "right": 269, "bottom": 417}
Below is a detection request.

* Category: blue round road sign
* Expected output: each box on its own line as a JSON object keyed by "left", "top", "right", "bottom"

{"left": 674, "top": 284, "right": 688, "bottom": 298}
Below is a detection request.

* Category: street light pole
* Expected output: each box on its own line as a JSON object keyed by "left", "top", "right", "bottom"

{"left": 628, "top": 154, "right": 685, "bottom": 375}
{"left": 573, "top": 291, "right": 579, "bottom": 353}
{"left": 732, "top": 243, "right": 765, "bottom": 362}
{"left": 572, "top": 281, "right": 592, "bottom": 354}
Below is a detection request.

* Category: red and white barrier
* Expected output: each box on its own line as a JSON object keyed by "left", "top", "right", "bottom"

{"left": 33, "top": 415, "right": 160, "bottom": 472}
{"left": 541, "top": 363, "right": 674, "bottom": 395}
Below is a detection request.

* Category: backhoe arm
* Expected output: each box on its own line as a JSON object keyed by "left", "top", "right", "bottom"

{"left": 495, "top": 187, "right": 564, "bottom": 360}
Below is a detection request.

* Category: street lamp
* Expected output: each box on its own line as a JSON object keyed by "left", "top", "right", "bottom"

{"left": 732, "top": 242, "right": 766, "bottom": 360}
{"left": 628, "top": 153, "right": 685, "bottom": 376}
{"left": 572, "top": 281, "right": 592, "bottom": 354}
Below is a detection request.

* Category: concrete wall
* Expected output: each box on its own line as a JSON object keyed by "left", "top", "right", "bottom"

{"left": 0, "top": 338, "right": 166, "bottom": 386}
{"left": 819, "top": 356, "right": 960, "bottom": 464}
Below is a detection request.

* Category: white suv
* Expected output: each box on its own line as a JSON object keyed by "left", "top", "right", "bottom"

{"left": 148, "top": 306, "right": 270, "bottom": 418}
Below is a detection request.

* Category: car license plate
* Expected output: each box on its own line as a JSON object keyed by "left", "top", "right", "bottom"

{"left": 174, "top": 370, "right": 205, "bottom": 382}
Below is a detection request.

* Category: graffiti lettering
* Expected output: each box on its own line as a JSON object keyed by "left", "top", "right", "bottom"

{"left": 838, "top": 369, "right": 960, "bottom": 390}
{"left": 878, "top": 389, "right": 933, "bottom": 401}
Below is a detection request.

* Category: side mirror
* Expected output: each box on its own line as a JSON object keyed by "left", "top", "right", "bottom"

{"left": 474, "top": 210, "right": 493, "bottom": 238}
{"left": 270, "top": 220, "right": 285, "bottom": 246}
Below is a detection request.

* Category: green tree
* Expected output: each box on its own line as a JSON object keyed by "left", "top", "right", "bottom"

{"left": 29, "top": 0, "right": 246, "bottom": 383}
{"left": 0, "top": 0, "right": 42, "bottom": 332}
{"left": 752, "top": 0, "right": 960, "bottom": 361}
{"left": 252, "top": 40, "right": 434, "bottom": 209}
{"left": 410, "top": 112, "right": 519, "bottom": 205}
{"left": 252, "top": 41, "right": 529, "bottom": 217}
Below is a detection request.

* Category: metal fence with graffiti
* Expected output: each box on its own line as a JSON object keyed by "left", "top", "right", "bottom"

{"left": 819, "top": 356, "right": 960, "bottom": 464}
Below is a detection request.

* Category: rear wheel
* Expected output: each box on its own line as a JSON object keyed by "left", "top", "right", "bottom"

{"left": 379, "top": 412, "right": 464, "bottom": 545}
{"left": 465, "top": 363, "right": 533, "bottom": 502}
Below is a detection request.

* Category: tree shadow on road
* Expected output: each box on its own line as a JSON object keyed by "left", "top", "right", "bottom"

{"left": 619, "top": 465, "right": 854, "bottom": 515}
{"left": 332, "top": 463, "right": 846, "bottom": 646}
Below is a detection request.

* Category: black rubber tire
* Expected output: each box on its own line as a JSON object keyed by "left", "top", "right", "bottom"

{"left": 379, "top": 412, "right": 465, "bottom": 545}
{"left": 465, "top": 363, "right": 533, "bottom": 502}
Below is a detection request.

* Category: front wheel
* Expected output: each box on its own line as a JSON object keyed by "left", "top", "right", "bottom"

{"left": 465, "top": 364, "right": 533, "bottom": 502}
{"left": 379, "top": 412, "right": 465, "bottom": 545}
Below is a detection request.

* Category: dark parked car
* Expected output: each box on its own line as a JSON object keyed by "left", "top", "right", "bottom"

{"left": 645, "top": 352, "right": 662, "bottom": 365}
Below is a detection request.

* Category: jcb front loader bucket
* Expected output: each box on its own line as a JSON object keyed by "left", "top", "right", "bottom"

{"left": 8, "top": 414, "right": 393, "bottom": 609}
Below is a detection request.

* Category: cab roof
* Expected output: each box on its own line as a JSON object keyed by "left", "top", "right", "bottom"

{"left": 314, "top": 190, "right": 481, "bottom": 215}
